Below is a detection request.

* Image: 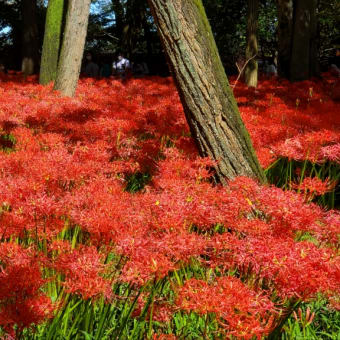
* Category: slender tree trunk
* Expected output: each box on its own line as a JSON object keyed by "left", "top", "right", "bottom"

{"left": 39, "top": 0, "right": 64, "bottom": 85}
{"left": 147, "top": 0, "right": 265, "bottom": 184}
{"left": 276, "top": 0, "right": 294, "bottom": 78}
{"left": 112, "top": 0, "right": 125, "bottom": 46}
{"left": 54, "top": 0, "right": 91, "bottom": 97}
{"left": 245, "top": 0, "right": 259, "bottom": 88}
{"left": 21, "top": 0, "right": 39, "bottom": 75}
{"left": 290, "top": 0, "right": 318, "bottom": 81}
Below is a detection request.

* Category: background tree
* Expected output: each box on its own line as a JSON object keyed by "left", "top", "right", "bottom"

{"left": 21, "top": 0, "right": 39, "bottom": 75}
{"left": 0, "top": 0, "right": 45, "bottom": 72}
{"left": 54, "top": 0, "right": 92, "bottom": 97}
{"left": 112, "top": 0, "right": 124, "bottom": 41}
{"left": 147, "top": 0, "right": 266, "bottom": 183}
{"left": 39, "top": 0, "right": 64, "bottom": 85}
{"left": 277, "top": 0, "right": 320, "bottom": 80}
{"left": 245, "top": 0, "right": 259, "bottom": 87}
{"left": 290, "top": 0, "right": 319, "bottom": 81}
{"left": 276, "top": 0, "right": 293, "bottom": 78}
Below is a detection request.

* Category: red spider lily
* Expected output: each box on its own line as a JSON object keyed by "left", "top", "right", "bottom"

{"left": 209, "top": 235, "right": 340, "bottom": 300}
{"left": 291, "top": 176, "right": 337, "bottom": 201}
{"left": 153, "top": 334, "right": 177, "bottom": 340}
{"left": 53, "top": 245, "right": 112, "bottom": 300}
{"left": 0, "top": 72, "right": 339, "bottom": 337}
{"left": 293, "top": 307, "right": 315, "bottom": 327}
{"left": 176, "top": 277, "right": 276, "bottom": 339}
{"left": 328, "top": 295, "right": 340, "bottom": 310}
{"left": 132, "top": 294, "right": 175, "bottom": 323}
{"left": 0, "top": 243, "right": 54, "bottom": 334}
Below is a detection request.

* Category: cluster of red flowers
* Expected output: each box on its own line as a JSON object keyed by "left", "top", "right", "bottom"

{"left": 0, "top": 243, "right": 54, "bottom": 336}
{"left": 0, "top": 72, "right": 339, "bottom": 338}
{"left": 232, "top": 74, "right": 340, "bottom": 167}
{"left": 176, "top": 277, "right": 275, "bottom": 339}
{"left": 290, "top": 176, "right": 336, "bottom": 202}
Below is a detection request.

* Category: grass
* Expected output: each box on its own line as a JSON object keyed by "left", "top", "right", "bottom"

{"left": 265, "top": 157, "right": 340, "bottom": 209}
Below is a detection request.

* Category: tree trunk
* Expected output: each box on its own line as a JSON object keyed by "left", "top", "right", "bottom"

{"left": 39, "top": 0, "right": 64, "bottom": 85}
{"left": 112, "top": 0, "right": 125, "bottom": 45}
{"left": 245, "top": 0, "right": 259, "bottom": 88}
{"left": 21, "top": 0, "right": 39, "bottom": 75}
{"left": 290, "top": 0, "right": 318, "bottom": 81}
{"left": 277, "top": 0, "right": 319, "bottom": 81}
{"left": 276, "top": 0, "right": 294, "bottom": 78}
{"left": 147, "top": 0, "right": 266, "bottom": 184}
{"left": 54, "top": 0, "right": 91, "bottom": 97}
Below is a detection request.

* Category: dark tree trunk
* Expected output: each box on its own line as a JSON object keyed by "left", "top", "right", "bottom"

{"left": 277, "top": 0, "right": 319, "bottom": 81}
{"left": 147, "top": 0, "right": 266, "bottom": 184}
{"left": 112, "top": 0, "right": 125, "bottom": 45}
{"left": 276, "top": 0, "right": 294, "bottom": 78}
{"left": 21, "top": 0, "right": 39, "bottom": 75}
{"left": 245, "top": 0, "right": 259, "bottom": 87}
{"left": 290, "top": 0, "right": 319, "bottom": 81}
{"left": 54, "top": 0, "right": 91, "bottom": 97}
{"left": 39, "top": 0, "right": 64, "bottom": 85}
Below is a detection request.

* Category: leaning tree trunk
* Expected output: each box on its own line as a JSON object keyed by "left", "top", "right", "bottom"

{"left": 245, "top": 0, "right": 259, "bottom": 88}
{"left": 39, "top": 0, "right": 64, "bottom": 85}
{"left": 290, "top": 0, "right": 318, "bottom": 81}
{"left": 147, "top": 0, "right": 265, "bottom": 184}
{"left": 21, "top": 0, "right": 39, "bottom": 75}
{"left": 276, "top": 0, "right": 294, "bottom": 78}
{"left": 54, "top": 0, "right": 91, "bottom": 97}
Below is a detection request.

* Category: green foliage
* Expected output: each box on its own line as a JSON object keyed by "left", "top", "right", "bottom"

{"left": 125, "top": 172, "right": 151, "bottom": 193}
{"left": 258, "top": 0, "right": 278, "bottom": 56}
{"left": 6, "top": 257, "right": 339, "bottom": 340}
{"left": 318, "top": 0, "right": 340, "bottom": 68}
{"left": 281, "top": 300, "right": 340, "bottom": 340}
{"left": 265, "top": 158, "right": 340, "bottom": 209}
{"left": 203, "top": 0, "right": 247, "bottom": 72}
{"left": 0, "top": 133, "right": 16, "bottom": 152}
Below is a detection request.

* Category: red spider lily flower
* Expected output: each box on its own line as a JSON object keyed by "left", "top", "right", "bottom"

{"left": 153, "top": 334, "right": 177, "bottom": 340}
{"left": 209, "top": 235, "right": 340, "bottom": 300}
{"left": 53, "top": 245, "right": 112, "bottom": 300}
{"left": 176, "top": 277, "right": 275, "bottom": 339}
{"left": 291, "top": 177, "right": 337, "bottom": 200}
{"left": 320, "top": 143, "right": 340, "bottom": 162}
{"left": 0, "top": 243, "right": 54, "bottom": 334}
{"left": 0, "top": 72, "right": 339, "bottom": 338}
{"left": 132, "top": 294, "right": 175, "bottom": 323}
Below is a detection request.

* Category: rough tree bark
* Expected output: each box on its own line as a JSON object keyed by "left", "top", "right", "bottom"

{"left": 147, "top": 0, "right": 266, "bottom": 184}
{"left": 21, "top": 0, "right": 39, "bottom": 75}
{"left": 39, "top": 0, "right": 64, "bottom": 85}
{"left": 54, "top": 0, "right": 91, "bottom": 97}
{"left": 290, "top": 0, "right": 319, "bottom": 81}
{"left": 245, "top": 0, "right": 259, "bottom": 88}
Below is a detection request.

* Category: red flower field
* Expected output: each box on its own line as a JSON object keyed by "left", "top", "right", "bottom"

{"left": 0, "top": 72, "right": 339, "bottom": 339}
